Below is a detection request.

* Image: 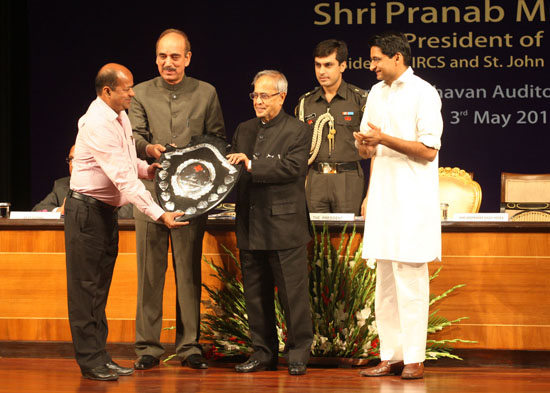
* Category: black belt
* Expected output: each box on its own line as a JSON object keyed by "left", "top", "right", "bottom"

{"left": 312, "top": 162, "right": 358, "bottom": 174}
{"left": 68, "top": 190, "right": 119, "bottom": 212}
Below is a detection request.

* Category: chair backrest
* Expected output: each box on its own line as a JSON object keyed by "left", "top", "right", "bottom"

{"left": 501, "top": 172, "right": 550, "bottom": 202}
{"left": 510, "top": 210, "right": 550, "bottom": 222}
{"left": 501, "top": 172, "right": 550, "bottom": 220}
{"left": 439, "top": 167, "right": 482, "bottom": 219}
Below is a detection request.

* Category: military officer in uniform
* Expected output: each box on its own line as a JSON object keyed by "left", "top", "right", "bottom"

{"left": 296, "top": 39, "right": 368, "bottom": 215}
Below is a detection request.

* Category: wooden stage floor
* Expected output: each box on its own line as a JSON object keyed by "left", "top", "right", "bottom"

{"left": 1, "top": 358, "right": 549, "bottom": 393}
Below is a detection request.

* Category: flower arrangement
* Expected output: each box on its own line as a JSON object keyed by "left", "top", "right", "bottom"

{"left": 201, "top": 224, "right": 473, "bottom": 362}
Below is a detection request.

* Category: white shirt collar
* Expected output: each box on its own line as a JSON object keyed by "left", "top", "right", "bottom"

{"left": 384, "top": 67, "right": 414, "bottom": 88}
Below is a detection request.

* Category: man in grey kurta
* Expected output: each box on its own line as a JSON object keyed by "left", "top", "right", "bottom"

{"left": 128, "top": 28, "right": 225, "bottom": 371}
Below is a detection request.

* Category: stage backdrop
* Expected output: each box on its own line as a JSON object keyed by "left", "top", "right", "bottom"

{"left": 29, "top": 0, "right": 549, "bottom": 212}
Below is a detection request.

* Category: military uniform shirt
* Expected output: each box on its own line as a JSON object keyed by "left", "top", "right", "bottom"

{"left": 298, "top": 80, "right": 367, "bottom": 163}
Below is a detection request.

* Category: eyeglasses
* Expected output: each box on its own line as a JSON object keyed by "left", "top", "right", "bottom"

{"left": 249, "top": 92, "right": 280, "bottom": 101}
{"left": 65, "top": 156, "right": 74, "bottom": 164}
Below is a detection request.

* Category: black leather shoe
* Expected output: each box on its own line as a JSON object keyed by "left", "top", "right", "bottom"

{"left": 81, "top": 365, "right": 119, "bottom": 381}
{"left": 182, "top": 354, "right": 208, "bottom": 369}
{"left": 235, "top": 359, "right": 277, "bottom": 373}
{"left": 134, "top": 355, "right": 160, "bottom": 370}
{"left": 288, "top": 362, "right": 307, "bottom": 375}
{"left": 106, "top": 360, "right": 134, "bottom": 376}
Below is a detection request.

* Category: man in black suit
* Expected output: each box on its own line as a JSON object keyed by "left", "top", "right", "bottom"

{"left": 32, "top": 144, "right": 133, "bottom": 218}
{"left": 32, "top": 145, "right": 74, "bottom": 214}
{"left": 227, "top": 70, "right": 313, "bottom": 376}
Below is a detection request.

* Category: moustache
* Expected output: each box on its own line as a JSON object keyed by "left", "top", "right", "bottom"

{"left": 163, "top": 66, "right": 176, "bottom": 72}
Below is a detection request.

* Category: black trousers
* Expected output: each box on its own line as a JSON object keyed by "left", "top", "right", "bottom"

{"left": 64, "top": 196, "right": 118, "bottom": 370}
{"left": 240, "top": 246, "right": 313, "bottom": 364}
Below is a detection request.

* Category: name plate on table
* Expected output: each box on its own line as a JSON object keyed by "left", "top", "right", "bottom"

{"left": 9, "top": 211, "right": 62, "bottom": 219}
{"left": 310, "top": 213, "right": 355, "bottom": 221}
{"left": 451, "top": 213, "right": 509, "bottom": 222}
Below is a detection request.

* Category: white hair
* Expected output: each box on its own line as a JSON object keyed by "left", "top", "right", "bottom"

{"left": 252, "top": 70, "right": 288, "bottom": 93}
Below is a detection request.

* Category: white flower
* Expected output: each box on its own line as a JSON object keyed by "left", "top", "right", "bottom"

{"left": 335, "top": 303, "right": 348, "bottom": 322}
{"left": 276, "top": 326, "right": 285, "bottom": 351}
{"left": 220, "top": 340, "right": 240, "bottom": 352}
{"left": 366, "top": 258, "right": 377, "bottom": 269}
{"left": 332, "top": 336, "right": 346, "bottom": 351}
{"left": 368, "top": 321, "right": 378, "bottom": 336}
{"left": 315, "top": 334, "right": 328, "bottom": 345}
{"left": 349, "top": 258, "right": 357, "bottom": 268}
{"left": 313, "top": 334, "right": 331, "bottom": 352}
{"left": 356, "top": 305, "right": 372, "bottom": 328}
{"left": 359, "top": 306, "right": 372, "bottom": 320}
{"left": 361, "top": 341, "right": 372, "bottom": 353}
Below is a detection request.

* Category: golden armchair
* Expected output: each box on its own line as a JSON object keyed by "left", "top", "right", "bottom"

{"left": 439, "top": 167, "right": 482, "bottom": 219}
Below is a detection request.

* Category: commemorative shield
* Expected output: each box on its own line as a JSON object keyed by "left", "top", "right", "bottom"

{"left": 154, "top": 135, "right": 241, "bottom": 221}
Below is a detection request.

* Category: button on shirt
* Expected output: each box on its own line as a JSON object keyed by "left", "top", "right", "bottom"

{"left": 70, "top": 97, "right": 165, "bottom": 221}
{"left": 360, "top": 67, "right": 443, "bottom": 263}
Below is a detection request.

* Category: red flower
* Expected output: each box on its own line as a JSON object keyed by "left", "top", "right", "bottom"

{"left": 368, "top": 338, "right": 380, "bottom": 356}
{"left": 321, "top": 292, "right": 329, "bottom": 305}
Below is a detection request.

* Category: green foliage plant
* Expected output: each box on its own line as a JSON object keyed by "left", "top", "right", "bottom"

{"left": 200, "top": 224, "right": 474, "bottom": 361}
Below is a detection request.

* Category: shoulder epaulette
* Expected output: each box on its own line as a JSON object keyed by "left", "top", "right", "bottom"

{"left": 297, "top": 86, "right": 320, "bottom": 102}
{"left": 296, "top": 87, "right": 321, "bottom": 119}
{"left": 347, "top": 84, "right": 368, "bottom": 98}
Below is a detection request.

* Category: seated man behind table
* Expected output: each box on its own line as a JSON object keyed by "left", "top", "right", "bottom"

{"left": 32, "top": 144, "right": 133, "bottom": 218}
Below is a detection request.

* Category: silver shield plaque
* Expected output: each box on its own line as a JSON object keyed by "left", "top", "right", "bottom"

{"left": 154, "top": 135, "right": 241, "bottom": 221}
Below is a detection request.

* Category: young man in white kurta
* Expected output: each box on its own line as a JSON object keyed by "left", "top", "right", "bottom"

{"left": 354, "top": 31, "right": 443, "bottom": 379}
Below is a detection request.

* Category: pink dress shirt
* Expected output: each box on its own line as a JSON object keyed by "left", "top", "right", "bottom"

{"left": 70, "top": 97, "right": 165, "bottom": 221}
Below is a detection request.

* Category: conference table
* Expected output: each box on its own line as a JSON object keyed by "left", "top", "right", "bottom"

{"left": 1, "top": 218, "right": 549, "bottom": 358}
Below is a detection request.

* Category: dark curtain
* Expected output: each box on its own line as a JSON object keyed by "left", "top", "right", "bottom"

{"left": 0, "top": 0, "right": 30, "bottom": 210}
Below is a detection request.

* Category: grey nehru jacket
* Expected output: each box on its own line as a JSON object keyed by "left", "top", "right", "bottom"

{"left": 129, "top": 75, "right": 225, "bottom": 158}
{"left": 128, "top": 75, "right": 226, "bottom": 222}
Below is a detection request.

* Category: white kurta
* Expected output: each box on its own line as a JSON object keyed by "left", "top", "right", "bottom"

{"left": 361, "top": 68, "right": 443, "bottom": 263}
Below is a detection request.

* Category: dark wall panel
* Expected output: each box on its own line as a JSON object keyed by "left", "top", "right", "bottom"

{"left": 26, "top": 0, "right": 550, "bottom": 211}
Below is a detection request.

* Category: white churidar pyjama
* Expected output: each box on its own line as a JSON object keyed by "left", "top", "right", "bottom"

{"left": 375, "top": 259, "right": 429, "bottom": 364}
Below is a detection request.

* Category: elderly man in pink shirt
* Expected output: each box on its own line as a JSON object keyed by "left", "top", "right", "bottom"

{"left": 64, "top": 63, "right": 186, "bottom": 382}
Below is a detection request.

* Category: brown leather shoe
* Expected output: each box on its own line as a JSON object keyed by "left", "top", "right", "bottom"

{"left": 359, "top": 361, "right": 404, "bottom": 377}
{"left": 401, "top": 362, "right": 424, "bottom": 379}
